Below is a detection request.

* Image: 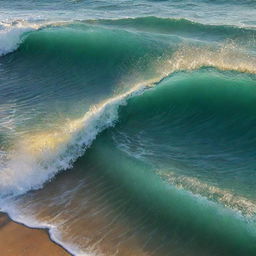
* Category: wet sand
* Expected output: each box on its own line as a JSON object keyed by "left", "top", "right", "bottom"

{"left": 0, "top": 212, "right": 71, "bottom": 256}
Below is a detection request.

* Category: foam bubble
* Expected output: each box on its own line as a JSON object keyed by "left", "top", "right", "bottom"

{"left": 157, "top": 170, "right": 256, "bottom": 218}
{"left": 162, "top": 42, "right": 256, "bottom": 75}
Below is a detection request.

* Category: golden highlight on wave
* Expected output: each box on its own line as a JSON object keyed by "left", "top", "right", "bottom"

{"left": 162, "top": 41, "right": 256, "bottom": 75}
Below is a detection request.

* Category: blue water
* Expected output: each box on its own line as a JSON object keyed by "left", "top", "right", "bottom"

{"left": 0, "top": 1, "right": 256, "bottom": 255}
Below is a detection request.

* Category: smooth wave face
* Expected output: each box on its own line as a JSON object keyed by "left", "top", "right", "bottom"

{"left": 1, "top": 1, "right": 256, "bottom": 255}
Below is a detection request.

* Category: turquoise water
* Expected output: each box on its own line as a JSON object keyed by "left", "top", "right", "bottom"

{"left": 0, "top": 1, "right": 256, "bottom": 255}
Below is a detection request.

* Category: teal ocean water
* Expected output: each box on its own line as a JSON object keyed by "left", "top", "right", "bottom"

{"left": 0, "top": 1, "right": 256, "bottom": 255}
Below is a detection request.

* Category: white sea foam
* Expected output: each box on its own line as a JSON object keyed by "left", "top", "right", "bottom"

{"left": 0, "top": 197, "right": 94, "bottom": 256}
{"left": 157, "top": 170, "right": 256, "bottom": 218}
{"left": 0, "top": 82, "right": 153, "bottom": 198}
{"left": 0, "top": 20, "right": 41, "bottom": 56}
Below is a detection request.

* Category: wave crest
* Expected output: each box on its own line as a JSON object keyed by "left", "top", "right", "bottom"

{"left": 162, "top": 42, "right": 256, "bottom": 75}
{"left": 157, "top": 170, "right": 256, "bottom": 218}
{"left": 0, "top": 20, "right": 41, "bottom": 56}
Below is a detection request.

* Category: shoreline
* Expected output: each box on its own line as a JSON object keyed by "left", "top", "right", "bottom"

{"left": 0, "top": 212, "right": 72, "bottom": 256}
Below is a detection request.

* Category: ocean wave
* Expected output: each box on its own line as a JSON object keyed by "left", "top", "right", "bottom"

{"left": 87, "top": 16, "right": 256, "bottom": 40}
{"left": 1, "top": 16, "right": 256, "bottom": 58}
{"left": 0, "top": 60, "right": 255, "bottom": 199}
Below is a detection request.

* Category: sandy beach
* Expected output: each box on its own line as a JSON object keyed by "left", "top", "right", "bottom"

{"left": 0, "top": 213, "right": 70, "bottom": 256}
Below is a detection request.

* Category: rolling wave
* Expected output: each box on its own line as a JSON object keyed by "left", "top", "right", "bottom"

{"left": 1, "top": 16, "right": 256, "bottom": 58}
{"left": 88, "top": 16, "right": 256, "bottom": 40}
